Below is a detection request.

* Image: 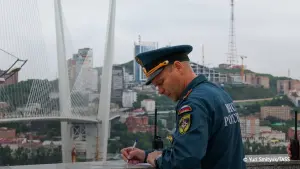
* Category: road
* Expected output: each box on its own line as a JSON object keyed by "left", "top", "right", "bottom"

{"left": 233, "top": 97, "right": 274, "bottom": 103}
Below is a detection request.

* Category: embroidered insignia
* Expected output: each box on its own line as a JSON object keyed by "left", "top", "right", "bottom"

{"left": 178, "top": 105, "right": 192, "bottom": 115}
{"left": 167, "top": 135, "right": 173, "bottom": 144}
{"left": 179, "top": 114, "right": 191, "bottom": 134}
{"left": 183, "top": 89, "right": 192, "bottom": 100}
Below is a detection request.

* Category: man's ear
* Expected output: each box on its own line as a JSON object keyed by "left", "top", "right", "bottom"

{"left": 173, "top": 61, "right": 184, "bottom": 74}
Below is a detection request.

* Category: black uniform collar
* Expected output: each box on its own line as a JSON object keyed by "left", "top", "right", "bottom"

{"left": 179, "top": 75, "right": 208, "bottom": 100}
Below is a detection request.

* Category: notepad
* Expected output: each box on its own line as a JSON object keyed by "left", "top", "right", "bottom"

{"left": 135, "top": 163, "right": 152, "bottom": 166}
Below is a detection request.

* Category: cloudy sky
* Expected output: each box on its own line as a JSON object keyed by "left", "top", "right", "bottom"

{"left": 0, "top": 0, "right": 300, "bottom": 81}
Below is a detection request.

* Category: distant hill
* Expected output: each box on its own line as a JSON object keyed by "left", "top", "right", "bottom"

{"left": 224, "top": 85, "right": 276, "bottom": 100}
{"left": 214, "top": 67, "right": 292, "bottom": 93}
{"left": 213, "top": 68, "right": 254, "bottom": 74}
{"left": 103, "top": 60, "right": 293, "bottom": 95}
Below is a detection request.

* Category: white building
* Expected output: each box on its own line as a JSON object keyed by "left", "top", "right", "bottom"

{"left": 71, "top": 48, "right": 98, "bottom": 93}
{"left": 288, "top": 90, "right": 300, "bottom": 107}
{"left": 189, "top": 62, "right": 227, "bottom": 83}
{"left": 122, "top": 90, "right": 137, "bottom": 108}
{"left": 230, "top": 74, "right": 243, "bottom": 84}
{"left": 141, "top": 99, "right": 155, "bottom": 112}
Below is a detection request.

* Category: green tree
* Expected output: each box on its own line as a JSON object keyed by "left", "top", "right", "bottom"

{"left": 0, "top": 145, "right": 13, "bottom": 165}
{"left": 224, "top": 85, "right": 275, "bottom": 100}
{"left": 0, "top": 79, "right": 53, "bottom": 109}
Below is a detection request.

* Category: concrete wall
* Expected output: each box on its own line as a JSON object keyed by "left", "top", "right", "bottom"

{"left": 247, "top": 161, "right": 300, "bottom": 169}
{"left": 5, "top": 160, "right": 300, "bottom": 169}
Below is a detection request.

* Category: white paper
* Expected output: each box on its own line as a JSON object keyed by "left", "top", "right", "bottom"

{"left": 135, "top": 163, "right": 152, "bottom": 166}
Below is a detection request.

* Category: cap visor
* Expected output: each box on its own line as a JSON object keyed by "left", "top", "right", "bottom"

{"left": 144, "top": 68, "right": 164, "bottom": 85}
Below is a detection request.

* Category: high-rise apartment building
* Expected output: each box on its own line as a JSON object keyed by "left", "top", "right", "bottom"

{"left": 67, "top": 48, "right": 97, "bottom": 92}
{"left": 133, "top": 36, "right": 158, "bottom": 84}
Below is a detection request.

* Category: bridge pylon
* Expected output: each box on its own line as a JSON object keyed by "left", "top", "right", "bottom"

{"left": 54, "top": 0, "right": 72, "bottom": 163}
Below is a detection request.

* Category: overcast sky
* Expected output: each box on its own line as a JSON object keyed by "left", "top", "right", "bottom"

{"left": 0, "top": 0, "right": 300, "bottom": 81}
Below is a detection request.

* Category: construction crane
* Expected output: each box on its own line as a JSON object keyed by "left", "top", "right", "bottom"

{"left": 240, "top": 55, "right": 247, "bottom": 83}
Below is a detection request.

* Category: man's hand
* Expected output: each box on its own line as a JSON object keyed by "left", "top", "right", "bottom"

{"left": 147, "top": 151, "right": 162, "bottom": 167}
{"left": 120, "top": 147, "right": 145, "bottom": 164}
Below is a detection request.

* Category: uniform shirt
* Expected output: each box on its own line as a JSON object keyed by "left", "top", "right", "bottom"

{"left": 151, "top": 75, "right": 246, "bottom": 169}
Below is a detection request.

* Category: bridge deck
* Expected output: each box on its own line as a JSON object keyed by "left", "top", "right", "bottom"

{"left": 0, "top": 111, "right": 122, "bottom": 123}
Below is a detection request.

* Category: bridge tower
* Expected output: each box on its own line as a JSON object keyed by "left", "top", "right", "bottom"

{"left": 97, "top": 0, "right": 117, "bottom": 161}
{"left": 54, "top": 0, "right": 116, "bottom": 162}
{"left": 54, "top": 0, "right": 73, "bottom": 163}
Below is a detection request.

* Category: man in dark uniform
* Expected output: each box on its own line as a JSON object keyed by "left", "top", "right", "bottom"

{"left": 121, "top": 45, "right": 246, "bottom": 169}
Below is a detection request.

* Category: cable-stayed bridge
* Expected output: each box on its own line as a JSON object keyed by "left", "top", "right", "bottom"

{"left": 0, "top": 0, "right": 282, "bottom": 166}
{"left": 0, "top": 110, "right": 123, "bottom": 123}
{"left": 0, "top": 0, "right": 117, "bottom": 164}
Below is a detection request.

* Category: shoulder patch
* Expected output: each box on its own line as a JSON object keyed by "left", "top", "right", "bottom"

{"left": 178, "top": 105, "right": 192, "bottom": 115}
{"left": 179, "top": 114, "right": 191, "bottom": 134}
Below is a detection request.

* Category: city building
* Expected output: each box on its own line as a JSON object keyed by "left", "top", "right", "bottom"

{"left": 133, "top": 36, "right": 158, "bottom": 84}
{"left": 111, "top": 65, "right": 125, "bottom": 107}
{"left": 125, "top": 115, "right": 155, "bottom": 133}
{"left": 240, "top": 115, "right": 260, "bottom": 138}
{"left": 98, "top": 65, "right": 125, "bottom": 107}
{"left": 141, "top": 99, "right": 155, "bottom": 112}
{"left": 288, "top": 90, "right": 300, "bottom": 107}
{"left": 190, "top": 62, "right": 227, "bottom": 83}
{"left": 228, "top": 73, "right": 243, "bottom": 84}
{"left": 0, "top": 69, "right": 18, "bottom": 86}
{"left": 123, "top": 66, "right": 134, "bottom": 88}
{"left": 277, "top": 79, "right": 300, "bottom": 95}
{"left": 257, "top": 76, "right": 270, "bottom": 89}
{"left": 0, "top": 127, "right": 16, "bottom": 139}
{"left": 244, "top": 73, "right": 270, "bottom": 88}
{"left": 68, "top": 48, "right": 97, "bottom": 92}
{"left": 260, "top": 106, "right": 292, "bottom": 120}
{"left": 122, "top": 90, "right": 137, "bottom": 108}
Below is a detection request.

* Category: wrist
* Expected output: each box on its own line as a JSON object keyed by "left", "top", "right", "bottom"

{"left": 143, "top": 150, "right": 149, "bottom": 163}
{"left": 155, "top": 154, "right": 162, "bottom": 168}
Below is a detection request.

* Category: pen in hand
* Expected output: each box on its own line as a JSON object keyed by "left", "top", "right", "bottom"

{"left": 127, "top": 139, "right": 138, "bottom": 163}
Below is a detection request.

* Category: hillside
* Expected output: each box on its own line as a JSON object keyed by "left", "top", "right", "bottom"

{"left": 224, "top": 85, "right": 276, "bottom": 100}
{"left": 214, "top": 67, "right": 292, "bottom": 93}
{"left": 255, "top": 73, "right": 292, "bottom": 93}
{"left": 213, "top": 68, "right": 254, "bottom": 74}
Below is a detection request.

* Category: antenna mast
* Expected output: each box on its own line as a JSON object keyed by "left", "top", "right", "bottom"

{"left": 227, "top": 0, "right": 238, "bottom": 67}
{"left": 138, "top": 35, "right": 141, "bottom": 45}
{"left": 202, "top": 44, "right": 205, "bottom": 66}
